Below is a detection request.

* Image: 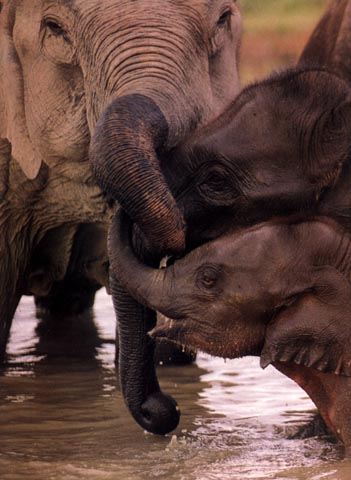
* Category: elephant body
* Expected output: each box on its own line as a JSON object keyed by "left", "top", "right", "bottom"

{"left": 0, "top": 0, "right": 242, "bottom": 358}
{"left": 0, "top": 148, "right": 110, "bottom": 353}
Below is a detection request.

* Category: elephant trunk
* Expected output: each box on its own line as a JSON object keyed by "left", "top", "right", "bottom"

{"left": 109, "top": 211, "right": 179, "bottom": 435}
{"left": 90, "top": 93, "right": 187, "bottom": 436}
{"left": 90, "top": 94, "right": 185, "bottom": 255}
{"left": 109, "top": 210, "right": 172, "bottom": 311}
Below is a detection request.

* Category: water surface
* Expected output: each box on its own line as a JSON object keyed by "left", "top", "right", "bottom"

{"left": 0, "top": 291, "right": 350, "bottom": 479}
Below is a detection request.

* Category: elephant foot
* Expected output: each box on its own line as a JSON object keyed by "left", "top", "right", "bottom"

{"left": 273, "top": 361, "right": 351, "bottom": 451}
{"left": 288, "top": 414, "right": 333, "bottom": 440}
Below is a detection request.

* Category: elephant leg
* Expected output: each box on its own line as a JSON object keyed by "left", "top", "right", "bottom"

{"left": 274, "top": 361, "right": 351, "bottom": 450}
{"left": 0, "top": 251, "right": 24, "bottom": 359}
{"left": 35, "top": 277, "right": 99, "bottom": 318}
{"left": 34, "top": 223, "right": 109, "bottom": 318}
{"left": 0, "top": 294, "right": 20, "bottom": 359}
{"left": 288, "top": 414, "right": 331, "bottom": 440}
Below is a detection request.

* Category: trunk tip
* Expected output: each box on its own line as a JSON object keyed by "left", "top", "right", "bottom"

{"left": 140, "top": 392, "right": 180, "bottom": 435}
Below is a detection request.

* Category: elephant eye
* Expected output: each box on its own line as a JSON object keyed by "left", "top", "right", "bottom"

{"left": 43, "top": 19, "right": 67, "bottom": 38}
{"left": 198, "top": 168, "right": 237, "bottom": 206}
{"left": 196, "top": 265, "right": 222, "bottom": 293}
{"left": 217, "top": 9, "right": 232, "bottom": 27}
{"left": 200, "top": 171, "right": 227, "bottom": 192}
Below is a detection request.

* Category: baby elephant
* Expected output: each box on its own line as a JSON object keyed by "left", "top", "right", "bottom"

{"left": 112, "top": 211, "right": 351, "bottom": 448}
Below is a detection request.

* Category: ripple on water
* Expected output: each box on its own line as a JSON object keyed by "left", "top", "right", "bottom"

{"left": 0, "top": 291, "right": 349, "bottom": 480}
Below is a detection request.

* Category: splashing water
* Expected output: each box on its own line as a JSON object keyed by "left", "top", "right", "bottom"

{"left": 0, "top": 291, "right": 349, "bottom": 480}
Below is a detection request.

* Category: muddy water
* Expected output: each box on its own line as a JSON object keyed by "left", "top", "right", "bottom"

{"left": 0, "top": 291, "right": 350, "bottom": 480}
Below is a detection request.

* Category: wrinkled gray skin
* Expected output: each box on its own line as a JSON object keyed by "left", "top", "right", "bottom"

{"left": 0, "top": 0, "right": 241, "bottom": 359}
{"left": 113, "top": 211, "right": 351, "bottom": 448}
{"left": 0, "top": 0, "right": 241, "bottom": 342}
{"left": 112, "top": 0, "right": 351, "bottom": 437}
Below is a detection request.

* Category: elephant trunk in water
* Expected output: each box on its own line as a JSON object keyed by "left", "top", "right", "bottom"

{"left": 89, "top": 79, "right": 188, "bottom": 436}
{"left": 110, "top": 277, "right": 180, "bottom": 435}
{"left": 109, "top": 211, "right": 181, "bottom": 434}
{"left": 90, "top": 94, "right": 185, "bottom": 434}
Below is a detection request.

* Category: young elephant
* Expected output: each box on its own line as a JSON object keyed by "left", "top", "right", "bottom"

{"left": 112, "top": 210, "right": 351, "bottom": 447}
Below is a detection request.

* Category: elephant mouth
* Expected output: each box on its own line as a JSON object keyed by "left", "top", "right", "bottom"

{"left": 151, "top": 317, "right": 204, "bottom": 352}
{"left": 151, "top": 316, "right": 265, "bottom": 359}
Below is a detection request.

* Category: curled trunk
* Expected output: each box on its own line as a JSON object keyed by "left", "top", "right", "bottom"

{"left": 90, "top": 94, "right": 185, "bottom": 255}
{"left": 90, "top": 94, "right": 187, "bottom": 435}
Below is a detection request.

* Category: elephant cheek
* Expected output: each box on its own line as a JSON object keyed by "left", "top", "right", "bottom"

{"left": 273, "top": 361, "right": 351, "bottom": 448}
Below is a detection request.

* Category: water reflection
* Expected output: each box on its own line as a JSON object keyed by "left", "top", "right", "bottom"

{"left": 0, "top": 291, "right": 350, "bottom": 480}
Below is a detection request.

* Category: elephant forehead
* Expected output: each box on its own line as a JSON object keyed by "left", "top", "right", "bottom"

{"left": 212, "top": 223, "right": 289, "bottom": 260}
{"left": 73, "top": 0, "right": 205, "bottom": 20}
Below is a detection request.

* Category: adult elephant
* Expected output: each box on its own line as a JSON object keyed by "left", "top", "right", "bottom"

{"left": 0, "top": 1, "right": 242, "bottom": 356}
{"left": 113, "top": 0, "right": 351, "bottom": 437}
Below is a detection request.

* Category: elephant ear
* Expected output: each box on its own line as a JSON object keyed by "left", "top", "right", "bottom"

{"left": 299, "top": 0, "right": 351, "bottom": 80}
{"left": 261, "top": 268, "right": 351, "bottom": 377}
{"left": 0, "top": 2, "right": 41, "bottom": 179}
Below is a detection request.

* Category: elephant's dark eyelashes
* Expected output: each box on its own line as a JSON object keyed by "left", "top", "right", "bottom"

{"left": 196, "top": 265, "right": 222, "bottom": 292}
{"left": 44, "top": 19, "right": 66, "bottom": 38}
{"left": 198, "top": 171, "right": 237, "bottom": 206}
{"left": 217, "top": 9, "right": 232, "bottom": 27}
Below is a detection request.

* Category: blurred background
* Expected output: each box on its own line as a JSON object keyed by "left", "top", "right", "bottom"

{"left": 240, "top": 0, "right": 328, "bottom": 83}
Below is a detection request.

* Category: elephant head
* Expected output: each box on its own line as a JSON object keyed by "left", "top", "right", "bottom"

{"left": 162, "top": 67, "right": 351, "bottom": 246}
{"left": 113, "top": 212, "right": 351, "bottom": 367}
{"left": 0, "top": 0, "right": 242, "bottom": 253}
{"left": 0, "top": 0, "right": 242, "bottom": 434}
{"left": 113, "top": 210, "right": 351, "bottom": 446}
{"left": 161, "top": 0, "right": 351, "bottom": 247}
